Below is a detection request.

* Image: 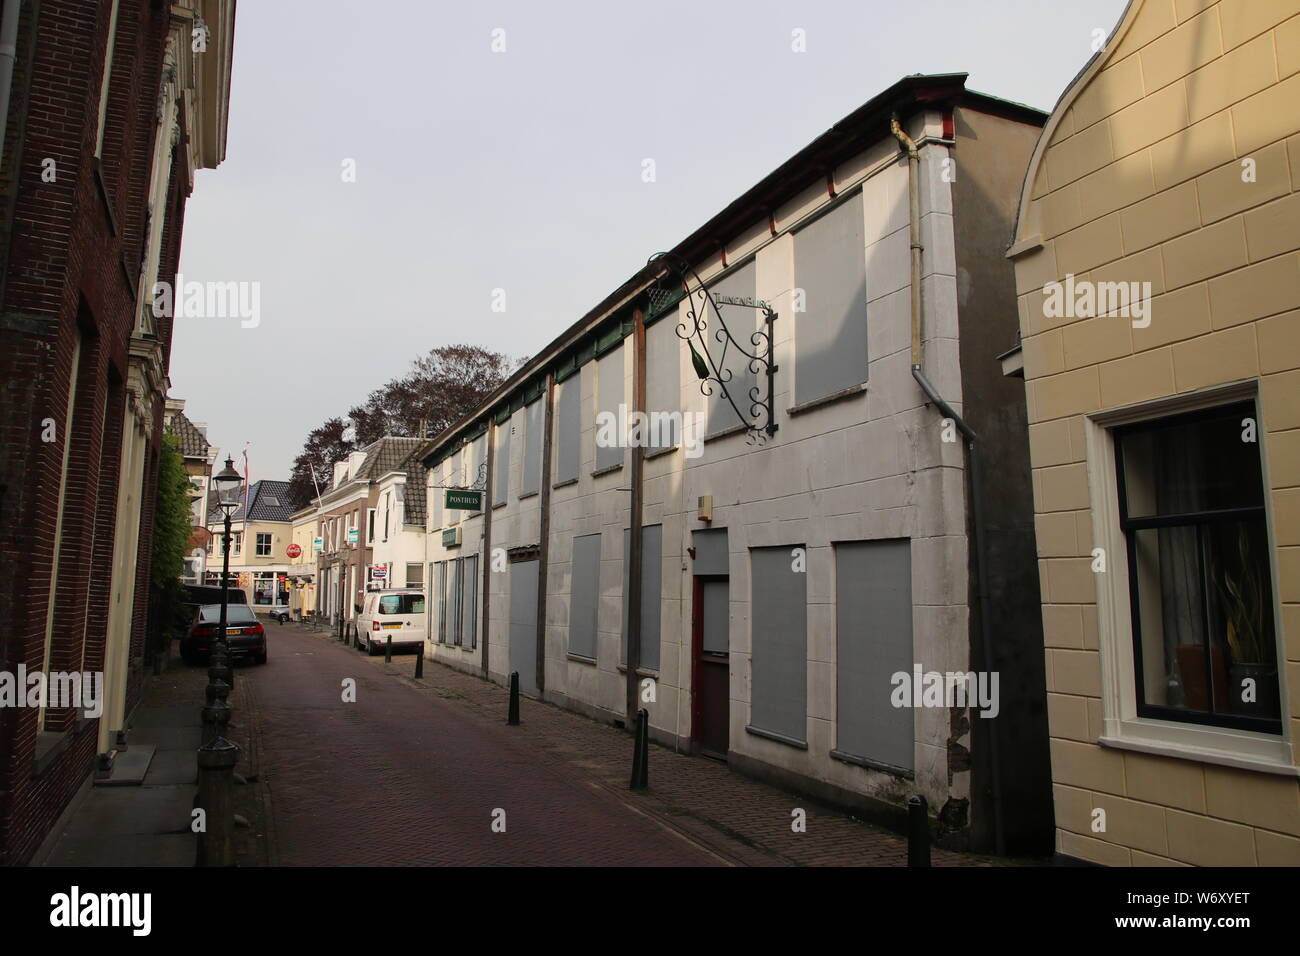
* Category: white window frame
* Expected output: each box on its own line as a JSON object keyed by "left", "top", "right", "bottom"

{"left": 366, "top": 508, "right": 376, "bottom": 545}
{"left": 1085, "top": 379, "right": 1296, "bottom": 776}
{"left": 256, "top": 532, "right": 272, "bottom": 557}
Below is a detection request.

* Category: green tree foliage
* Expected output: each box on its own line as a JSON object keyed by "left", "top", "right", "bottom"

{"left": 288, "top": 344, "right": 524, "bottom": 509}
{"left": 149, "top": 434, "right": 196, "bottom": 658}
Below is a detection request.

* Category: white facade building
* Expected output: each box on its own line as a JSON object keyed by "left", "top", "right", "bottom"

{"left": 420, "top": 75, "right": 1053, "bottom": 854}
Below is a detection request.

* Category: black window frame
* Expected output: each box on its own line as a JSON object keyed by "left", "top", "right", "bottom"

{"left": 1114, "top": 399, "right": 1280, "bottom": 736}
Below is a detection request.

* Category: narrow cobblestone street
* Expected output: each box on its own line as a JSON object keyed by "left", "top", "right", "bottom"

{"left": 242, "top": 622, "right": 1011, "bottom": 867}
{"left": 246, "top": 624, "right": 720, "bottom": 865}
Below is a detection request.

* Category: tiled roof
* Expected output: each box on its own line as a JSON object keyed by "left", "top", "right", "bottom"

{"left": 353, "top": 437, "right": 425, "bottom": 482}
{"left": 167, "top": 410, "right": 210, "bottom": 460}
{"left": 208, "top": 479, "right": 295, "bottom": 524}
{"left": 399, "top": 445, "right": 429, "bottom": 528}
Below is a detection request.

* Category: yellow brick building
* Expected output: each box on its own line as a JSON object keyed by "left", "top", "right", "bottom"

{"left": 1007, "top": 0, "right": 1300, "bottom": 865}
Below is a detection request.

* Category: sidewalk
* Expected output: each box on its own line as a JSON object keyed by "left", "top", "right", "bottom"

{"left": 313, "top": 627, "right": 1029, "bottom": 867}
{"left": 33, "top": 647, "right": 269, "bottom": 867}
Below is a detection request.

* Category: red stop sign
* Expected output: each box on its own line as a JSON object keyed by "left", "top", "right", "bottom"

{"left": 286, "top": 543, "right": 302, "bottom": 558}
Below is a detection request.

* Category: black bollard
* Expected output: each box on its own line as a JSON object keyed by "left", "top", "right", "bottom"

{"left": 414, "top": 650, "right": 424, "bottom": 679}
{"left": 205, "top": 679, "right": 231, "bottom": 706}
{"left": 385, "top": 635, "right": 392, "bottom": 663}
{"left": 907, "top": 794, "right": 930, "bottom": 867}
{"left": 207, "top": 663, "right": 232, "bottom": 691}
{"left": 201, "top": 697, "right": 232, "bottom": 747}
{"left": 507, "top": 672, "right": 520, "bottom": 725}
{"left": 195, "top": 736, "right": 240, "bottom": 867}
{"left": 629, "top": 708, "right": 649, "bottom": 791}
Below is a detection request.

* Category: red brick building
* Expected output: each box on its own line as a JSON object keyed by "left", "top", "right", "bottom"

{"left": 0, "top": 0, "right": 235, "bottom": 865}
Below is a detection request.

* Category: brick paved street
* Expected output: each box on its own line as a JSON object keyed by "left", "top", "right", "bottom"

{"left": 243, "top": 622, "right": 1024, "bottom": 867}
{"left": 245, "top": 624, "right": 720, "bottom": 865}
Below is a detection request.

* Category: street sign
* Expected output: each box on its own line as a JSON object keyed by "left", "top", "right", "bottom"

{"left": 347, "top": 527, "right": 359, "bottom": 544}
{"left": 286, "top": 543, "right": 302, "bottom": 559}
{"left": 313, "top": 537, "right": 322, "bottom": 552}
{"left": 445, "top": 489, "right": 482, "bottom": 511}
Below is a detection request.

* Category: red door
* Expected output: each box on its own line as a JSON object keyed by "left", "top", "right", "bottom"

{"left": 691, "top": 575, "right": 730, "bottom": 760}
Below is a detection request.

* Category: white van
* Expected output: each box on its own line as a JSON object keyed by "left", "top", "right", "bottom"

{"left": 357, "top": 588, "right": 426, "bottom": 655}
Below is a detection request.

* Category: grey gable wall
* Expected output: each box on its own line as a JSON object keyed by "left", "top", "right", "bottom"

{"left": 951, "top": 105, "right": 1052, "bottom": 856}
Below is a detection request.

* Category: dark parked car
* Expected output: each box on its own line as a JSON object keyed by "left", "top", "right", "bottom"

{"left": 181, "top": 604, "right": 267, "bottom": 665}
{"left": 174, "top": 584, "right": 247, "bottom": 640}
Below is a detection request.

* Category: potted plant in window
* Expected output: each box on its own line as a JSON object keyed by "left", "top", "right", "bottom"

{"left": 1219, "top": 526, "right": 1278, "bottom": 719}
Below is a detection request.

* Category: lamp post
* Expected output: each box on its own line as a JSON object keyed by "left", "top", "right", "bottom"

{"left": 212, "top": 456, "right": 243, "bottom": 664}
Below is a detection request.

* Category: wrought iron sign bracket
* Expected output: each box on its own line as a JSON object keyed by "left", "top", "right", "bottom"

{"left": 430, "top": 460, "right": 489, "bottom": 491}
{"left": 646, "top": 251, "right": 778, "bottom": 444}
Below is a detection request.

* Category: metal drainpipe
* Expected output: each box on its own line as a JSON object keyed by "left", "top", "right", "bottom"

{"left": 0, "top": 0, "right": 22, "bottom": 174}
{"left": 626, "top": 308, "right": 646, "bottom": 725}
{"left": 891, "top": 112, "right": 1006, "bottom": 856}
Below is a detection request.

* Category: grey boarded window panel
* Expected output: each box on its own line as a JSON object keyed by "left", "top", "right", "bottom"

{"left": 450, "top": 559, "right": 463, "bottom": 645}
{"left": 469, "top": 436, "right": 486, "bottom": 508}
{"left": 835, "top": 539, "right": 913, "bottom": 772}
{"left": 596, "top": 347, "right": 624, "bottom": 471}
{"left": 706, "top": 260, "right": 758, "bottom": 437}
{"left": 691, "top": 528, "right": 728, "bottom": 576}
{"left": 461, "top": 553, "right": 479, "bottom": 649}
{"left": 793, "top": 191, "right": 868, "bottom": 406}
{"left": 621, "top": 525, "right": 663, "bottom": 672}
{"left": 509, "top": 559, "right": 539, "bottom": 694}
{"left": 555, "top": 371, "right": 580, "bottom": 483}
{"left": 493, "top": 423, "right": 510, "bottom": 506}
{"left": 701, "top": 580, "right": 729, "bottom": 654}
{"left": 522, "top": 398, "right": 542, "bottom": 497}
{"left": 569, "top": 533, "right": 601, "bottom": 659}
{"left": 436, "top": 561, "right": 448, "bottom": 643}
{"left": 646, "top": 315, "right": 681, "bottom": 451}
{"left": 749, "top": 545, "right": 807, "bottom": 743}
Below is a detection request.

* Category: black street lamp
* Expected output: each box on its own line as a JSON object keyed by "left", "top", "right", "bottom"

{"left": 212, "top": 456, "right": 243, "bottom": 660}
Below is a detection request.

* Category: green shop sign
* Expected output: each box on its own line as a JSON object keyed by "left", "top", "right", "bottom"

{"left": 444, "top": 489, "right": 482, "bottom": 511}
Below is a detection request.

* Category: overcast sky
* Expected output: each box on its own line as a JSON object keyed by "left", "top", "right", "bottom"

{"left": 171, "top": 0, "right": 1130, "bottom": 481}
